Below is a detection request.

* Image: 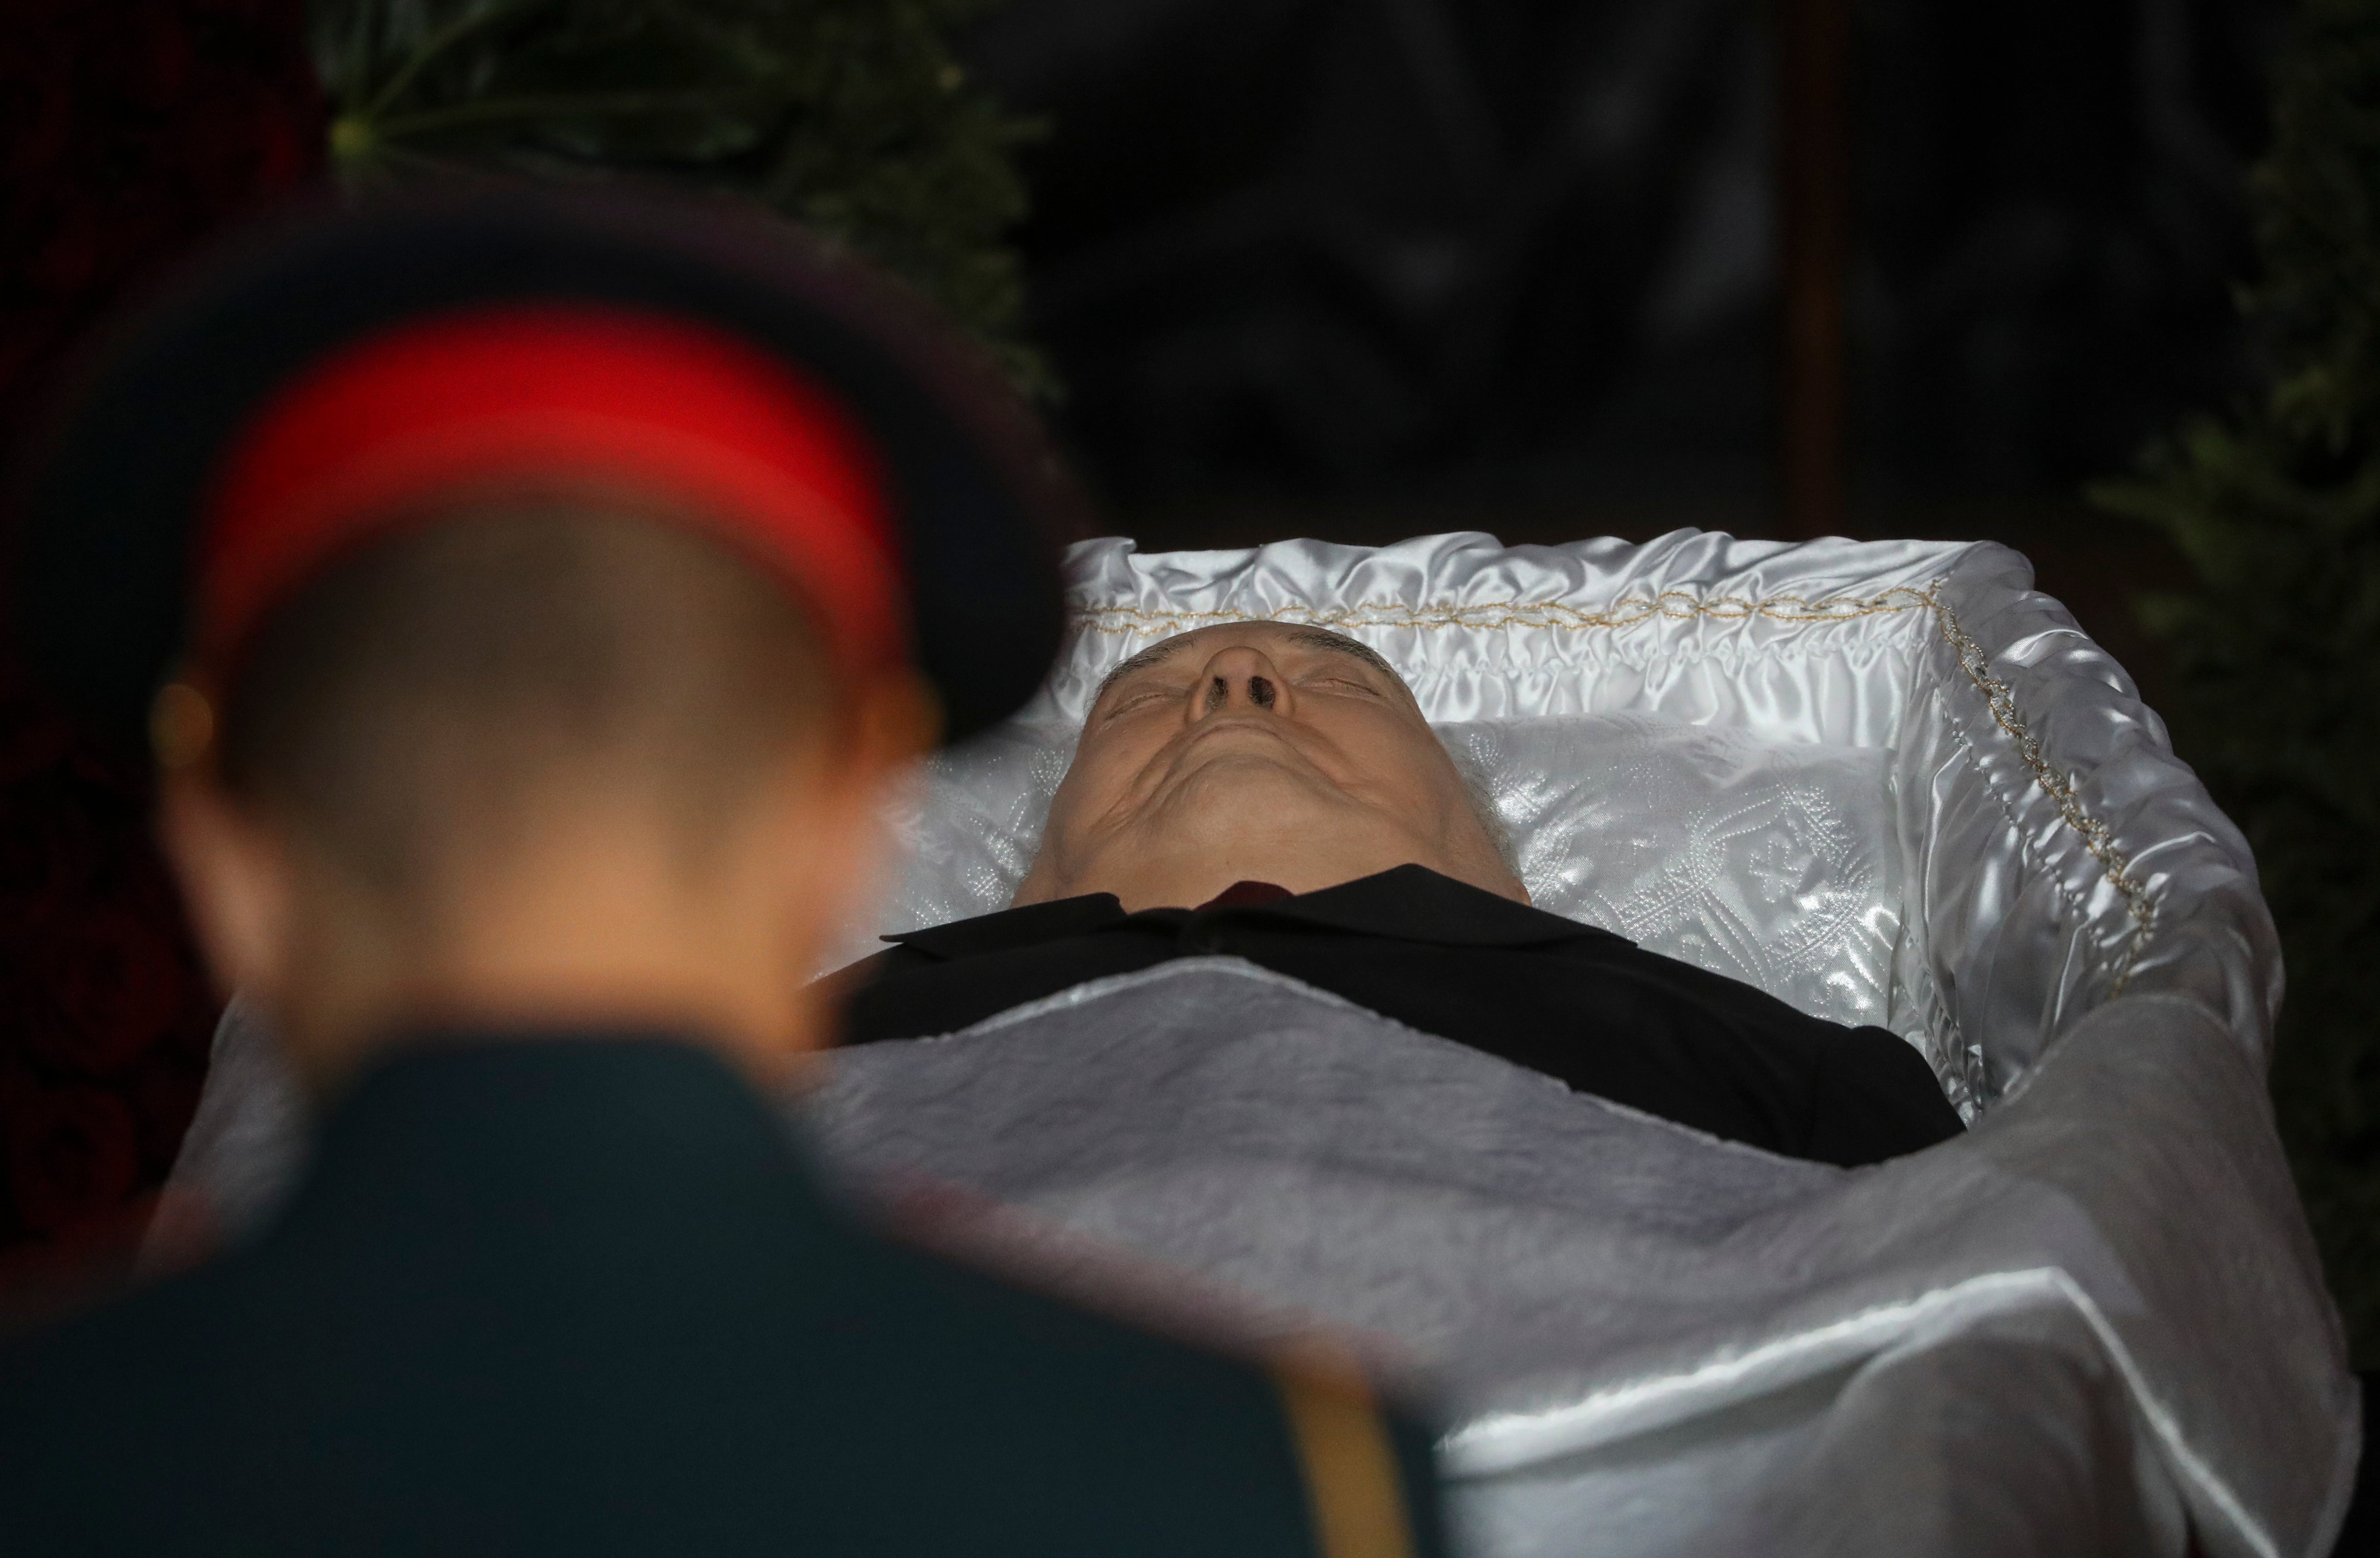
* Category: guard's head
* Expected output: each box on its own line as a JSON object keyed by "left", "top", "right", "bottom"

{"left": 1015, "top": 622, "right": 1524, "bottom": 912}
{"left": 14, "top": 187, "right": 1073, "bottom": 1081}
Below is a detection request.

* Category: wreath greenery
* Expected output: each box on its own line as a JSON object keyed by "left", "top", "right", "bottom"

{"left": 2095, "top": 0, "right": 2380, "bottom": 1362}
{"left": 310, "top": 0, "right": 1045, "bottom": 388}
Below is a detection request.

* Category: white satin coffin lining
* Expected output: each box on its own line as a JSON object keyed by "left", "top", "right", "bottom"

{"left": 838, "top": 530, "right": 2278, "bottom": 1117}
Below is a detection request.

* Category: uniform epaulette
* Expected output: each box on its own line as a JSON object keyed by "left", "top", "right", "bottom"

{"left": 1269, "top": 1347, "right": 1418, "bottom": 1558}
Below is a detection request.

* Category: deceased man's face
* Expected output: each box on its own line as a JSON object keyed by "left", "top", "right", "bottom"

{"left": 1013, "top": 623, "right": 1526, "bottom": 912}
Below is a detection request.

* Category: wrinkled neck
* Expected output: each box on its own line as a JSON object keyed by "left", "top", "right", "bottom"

{"left": 1016, "top": 796, "right": 1525, "bottom": 913}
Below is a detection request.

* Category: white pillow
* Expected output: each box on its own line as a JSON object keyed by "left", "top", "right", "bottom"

{"left": 826, "top": 710, "right": 1907, "bottom": 1038}
{"left": 1442, "top": 713, "right": 1902, "bottom": 1033}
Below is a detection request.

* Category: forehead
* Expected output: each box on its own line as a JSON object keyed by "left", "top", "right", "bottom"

{"left": 1094, "top": 622, "right": 1408, "bottom": 699}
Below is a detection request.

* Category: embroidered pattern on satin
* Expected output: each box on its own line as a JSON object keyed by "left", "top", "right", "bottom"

{"left": 1062, "top": 576, "right": 2158, "bottom": 1007}
{"left": 820, "top": 528, "right": 2274, "bottom": 1125}
{"left": 1445, "top": 716, "right": 1901, "bottom": 1033}
{"left": 828, "top": 714, "right": 1908, "bottom": 1037}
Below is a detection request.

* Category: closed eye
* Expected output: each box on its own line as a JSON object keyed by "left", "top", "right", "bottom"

{"left": 1305, "top": 675, "right": 1381, "bottom": 697}
{"left": 1101, "top": 685, "right": 1175, "bottom": 719}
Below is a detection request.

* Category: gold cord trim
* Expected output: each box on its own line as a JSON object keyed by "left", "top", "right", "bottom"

{"left": 1070, "top": 578, "right": 2157, "bottom": 995}
{"left": 1071, "top": 585, "right": 1938, "bottom": 637}
{"left": 1923, "top": 587, "right": 2157, "bottom": 994}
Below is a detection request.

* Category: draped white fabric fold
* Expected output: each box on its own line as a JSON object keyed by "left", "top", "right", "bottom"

{"left": 806, "top": 969, "right": 2348, "bottom": 1558}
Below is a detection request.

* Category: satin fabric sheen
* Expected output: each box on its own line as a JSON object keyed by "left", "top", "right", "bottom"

{"left": 165, "top": 530, "right": 2351, "bottom": 1558}
{"left": 841, "top": 530, "right": 2281, "bottom": 1120}
{"left": 841, "top": 713, "right": 1907, "bottom": 1040}
{"left": 808, "top": 962, "right": 2329, "bottom": 1558}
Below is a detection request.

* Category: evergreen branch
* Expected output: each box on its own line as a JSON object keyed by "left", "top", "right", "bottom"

{"left": 311, "top": 0, "right": 1042, "bottom": 386}
{"left": 372, "top": 88, "right": 762, "bottom": 140}
{"left": 350, "top": 141, "right": 473, "bottom": 176}
{"left": 363, "top": 0, "right": 561, "bottom": 118}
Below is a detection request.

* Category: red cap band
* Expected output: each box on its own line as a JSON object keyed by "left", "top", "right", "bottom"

{"left": 199, "top": 305, "right": 903, "bottom": 674}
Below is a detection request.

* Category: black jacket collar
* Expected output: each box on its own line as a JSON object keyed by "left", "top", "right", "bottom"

{"left": 287, "top": 1033, "right": 831, "bottom": 1236}
{"left": 883, "top": 864, "right": 1628, "bottom": 961}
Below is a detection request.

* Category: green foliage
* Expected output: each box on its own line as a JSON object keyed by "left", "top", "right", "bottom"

{"left": 309, "top": 0, "right": 1045, "bottom": 387}
{"left": 2094, "top": 0, "right": 2380, "bottom": 1362}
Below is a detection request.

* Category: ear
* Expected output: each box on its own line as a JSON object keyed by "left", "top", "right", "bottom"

{"left": 156, "top": 774, "right": 300, "bottom": 1005}
{"left": 816, "top": 666, "right": 940, "bottom": 854}
{"left": 845, "top": 666, "right": 943, "bottom": 781}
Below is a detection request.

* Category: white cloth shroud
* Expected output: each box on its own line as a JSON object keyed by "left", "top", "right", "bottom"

{"left": 165, "top": 530, "right": 2357, "bottom": 1558}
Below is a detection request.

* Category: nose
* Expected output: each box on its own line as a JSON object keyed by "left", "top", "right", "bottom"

{"left": 1193, "top": 644, "right": 1294, "bottom": 718}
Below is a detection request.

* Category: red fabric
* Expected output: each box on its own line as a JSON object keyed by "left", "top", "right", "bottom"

{"left": 202, "top": 306, "right": 907, "bottom": 677}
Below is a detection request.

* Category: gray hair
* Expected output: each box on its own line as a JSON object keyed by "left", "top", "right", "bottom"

{"left": 1443, "top": 739, "right": 1521, "bottom": 876}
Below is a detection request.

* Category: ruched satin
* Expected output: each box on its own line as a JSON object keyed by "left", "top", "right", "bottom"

{"left": 837, "top": 530, "right": 2279, "bottom": 1119}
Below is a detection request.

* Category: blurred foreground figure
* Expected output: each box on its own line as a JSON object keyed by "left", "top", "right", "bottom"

{"left": 843, "top": 621, "right": 1964, "bottom": 1167}
{"left": 0, "top": 191, "right": 1441, "bottom": 1558}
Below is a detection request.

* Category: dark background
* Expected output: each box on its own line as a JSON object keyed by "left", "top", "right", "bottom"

{"left": 975, "top": 0, "right": 2277, "bottom": 561}
{"left": 0, "top": 0, "right": 2289, "bottom": 1253}
{"left": 0, "top": 0, "right": 319, "bottom": 1295}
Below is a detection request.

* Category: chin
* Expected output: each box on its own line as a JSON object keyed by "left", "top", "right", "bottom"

{"left": 1152, "top": 753, "right": 1347, "bottom": 817}
{"left": 1150, "top": 784, "right": 1408, "bottom": 866}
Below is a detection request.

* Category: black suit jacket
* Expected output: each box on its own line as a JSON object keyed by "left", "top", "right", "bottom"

{"left": 844, "top": 865, "right": 1964, "bottom": 1167}
{"left": 0, "top": 1035, "right": 1441, "bottom": 1557}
